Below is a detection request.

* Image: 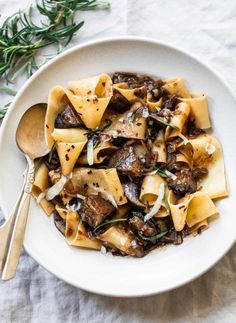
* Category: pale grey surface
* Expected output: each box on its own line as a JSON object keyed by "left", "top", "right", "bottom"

{"left": 1, "top": 0, "right": 236, "bottom": 322}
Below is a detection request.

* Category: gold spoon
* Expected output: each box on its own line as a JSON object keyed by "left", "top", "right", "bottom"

{"left": 0, "top": 103, "right": 49, "bottom": 280}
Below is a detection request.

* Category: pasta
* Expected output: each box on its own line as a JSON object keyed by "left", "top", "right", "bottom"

{"left": 31, "top": 71, "right": 227, "bottom": 257}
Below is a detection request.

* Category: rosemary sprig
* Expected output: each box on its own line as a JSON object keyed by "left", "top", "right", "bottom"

{"left": 138, "top": 230, "right": 168, "bottom": 242}
{"left": 0, "top": 88, "right": 17, "bottom": 118}
{"left": 0, "top": 0, "right": 110, "bottom": 119}
{"left": 94, "top": 218, "right": 127, "bottom": 232}
{"left": 85, "top": 120, "right": 112, "bottom": 139}
{"left": 0, "top": 103, "right": 11, "bottom": 119}
{"left": 0, "top": 86, "right": 17, "bottom": 96}
{"left": 0, "top": 0, "right": 110, "bottom": 81}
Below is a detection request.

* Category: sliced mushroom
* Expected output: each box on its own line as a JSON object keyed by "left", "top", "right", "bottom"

{"left": 123, "top": 182, "right": 146, "bottom": 210}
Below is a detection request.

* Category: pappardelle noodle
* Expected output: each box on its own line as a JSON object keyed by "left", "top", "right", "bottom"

{"left": 32, "top": 72, "right": 228, "bottom": 257}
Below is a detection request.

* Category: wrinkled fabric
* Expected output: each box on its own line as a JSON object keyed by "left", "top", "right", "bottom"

{"left": 1, "top": 0, "right": 236, "bottom": 322}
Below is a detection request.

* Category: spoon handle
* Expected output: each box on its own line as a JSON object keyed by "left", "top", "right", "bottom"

{"left": 1, "top": 156, "right": 35, "bottom": 281}
{"left": 0, "top": 185, "right": 25, "bottom": 272}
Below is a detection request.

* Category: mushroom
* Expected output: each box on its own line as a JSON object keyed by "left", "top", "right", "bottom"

{"left": 123, "top": 182, "right": 146, "bottom": 210}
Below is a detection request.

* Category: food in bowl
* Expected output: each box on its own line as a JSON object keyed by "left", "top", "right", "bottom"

{"left": 31, "top": 72, "right": 228, "bottom": 257}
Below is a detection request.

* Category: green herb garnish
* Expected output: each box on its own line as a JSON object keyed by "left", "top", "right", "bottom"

{"left": 0, "top": 87, "right": 17, "bottom": 96}
{"left": 94, "top": 218, "right": 127, "bottom": 232}
{"left": 156, "top": 118, "right": 179, "bottom": 130}
{"left": 0, "top": 0, "right": 110, "bottom": 119}
{"left": 138, "top": 230, "right": 168, "bottom": 242}
{"left": 150, "top": 114, "right": 179, "bottom": 130}
{"left": 0, "top": 103, "right": 11, "bottom": 119}
{"left": 48, "top": 142, "right": 56, "bottom": 163}
{"left": 0, "top": 0, "right": 110, "bottom": 80}
{"left": 93, "top": 138, "right": 100, "bottom": 149}
{"left": 114, "top": 160, "right": 121, "bottom": 168}
{"left": 153, "top": 166, "right": 168, "bottom": 178}
{"left": 85, "top": 120, "right": 112, "bottom": 139}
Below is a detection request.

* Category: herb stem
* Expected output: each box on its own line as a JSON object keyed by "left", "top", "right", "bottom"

{"left": 138, "top": 230, "right": 168, "bottom": 242}
{"left": 94, "top": 218, "right": 127, "bottom": 232}
{"left": 153, "top": 166, "right": 168, "bottom": 178}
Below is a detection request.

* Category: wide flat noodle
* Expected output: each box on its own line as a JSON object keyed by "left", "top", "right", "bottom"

{"left": 56, "top": 141, "right": 87, "bottom": 176}
{"left": 113, "top": 83, "right": 144, "bottom": 101}
{"left": 188, "top": 220, "right": 208, "bottom": 236}
{"left": 71, "top": 168, "right": 127, "bottom": 205}
{"left": 68, "top": 73, "right": 112, "bottom": 97}
{"left": 103, "top": 104, "right": 147, "bottom": 139}
{"left": 65, "top": 210, "right": 101, "bottom": 250}
{"left": 165, "top": 102, "right": 191, "bottom": 139}
{"left": 140, "top": 174, "right": 165, "bottom": 205}
{"left": 51, "top": 128, "right": 88, "bottom": 176}
{"left": 152, "top": 130, "right": 167, "bottom": 163}
{"left": 175, "top": 152, "right": 190, "bottom": 165}
{"left": 32, "top": 163, "right": 54, "bottom": 216}
{"left": 45, "top": 86, "right": 69, "bottom": 149}
{"left": 163, "top": 78, "right": 191, "bottom": 98}
{"left": 55, "top": 205, "right": 67, "bottom": 220}
{"left": 78, "top": 142, "right": 118, "bottom": 165}
{"left": 51, "top": 128, "right": 87, "bottom": 143}
{"left": 186, "top": 192, "right": 218, "bottom": 227}
{"left": 140, "top": 174, "right": 169, "bottom": 217}
{"left": 98, "top": 226, "right": 134, "bottom": 253}
{"left": 189, "top": 134, "right": 228, "bottom": 199}
{"left": 180, "top": 92, "right": 211, "bottom": 129}
{"left": 147, "top": 98, "right": 162, "bottom": 112}
{"left": 168, "top": 191, "right": 218, "bottom": 231}
{"left": 67, "top": 74, "right": 113, "bottom": 129}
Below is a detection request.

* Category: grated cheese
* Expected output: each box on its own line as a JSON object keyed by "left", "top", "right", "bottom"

{"left": 144, "top": 183, "right": 165, "bottom": 222}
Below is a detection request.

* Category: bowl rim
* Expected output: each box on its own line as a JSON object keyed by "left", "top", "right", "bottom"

{"left": 0, "top": 36, "right": 235, "bottom": 297}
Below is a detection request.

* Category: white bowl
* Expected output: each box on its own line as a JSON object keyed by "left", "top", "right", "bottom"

{"left": 0, "top": 37, "right": 236, "bottom": 297}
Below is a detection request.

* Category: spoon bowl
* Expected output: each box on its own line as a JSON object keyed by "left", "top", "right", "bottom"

{"left": 16, "top": 103, "right": 49, "bottom": 159}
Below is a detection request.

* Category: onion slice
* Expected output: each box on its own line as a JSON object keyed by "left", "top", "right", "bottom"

{"left": 178, "top": 133, "right": 189, "bottom": 145}
{"left": 76, "top": 193, "right": 86, "bottom": 200}
{"left": 144, "top": 183, "right": 165, "bottom": 222}
{"left": 142, "top": 108, "right": 149, "bottom": 118}
{"left": 36, "top": 191, "right": 46, "bottom": 204}
{"left": 87, "top": 138, "right": 94, "bottom": 166}
{"left": 205, "top": 143, "right": 216, "bottom": 155}
{"left": 163, "top": 169, "right": 177, "bottom": 180}
{"left": 46, "top": 175, "right": 68, "bottom": 201}
{"left": 100, "top": 246, "right": 107, "bottom": 255}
